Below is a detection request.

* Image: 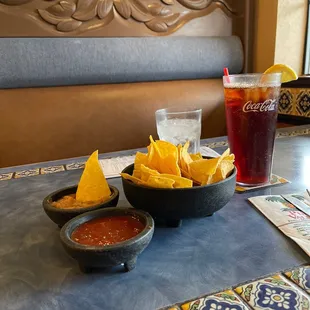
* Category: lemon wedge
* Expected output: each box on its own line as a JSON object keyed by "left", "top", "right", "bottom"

{"left": 264, "top": 64, "right": 298, "bottom": 83}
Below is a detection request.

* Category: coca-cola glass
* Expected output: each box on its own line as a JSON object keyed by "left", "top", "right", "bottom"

{"left": 223, "top": 73, "right": 282, "bottom": 186}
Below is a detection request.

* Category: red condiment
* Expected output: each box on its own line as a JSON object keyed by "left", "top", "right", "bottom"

{"left": 71, "top": 215, "right": 145, "bottom": 246}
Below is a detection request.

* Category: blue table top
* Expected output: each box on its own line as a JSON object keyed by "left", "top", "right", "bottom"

{"left": 1, "top": 126, "right": 310, "bottom": 310}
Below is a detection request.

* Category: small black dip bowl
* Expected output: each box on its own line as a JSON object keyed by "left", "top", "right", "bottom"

{"left": 121, "top": 164, "right": 236, "bottom": 227}
{"left": 43, "top": 185, "right": 119, "bottom": 228}
{"left": 60, "top": 207, "right": 154, "bottom": 273}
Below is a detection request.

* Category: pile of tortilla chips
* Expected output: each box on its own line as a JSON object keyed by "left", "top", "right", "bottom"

{"left": 76, "top": 150, "right": 111, "bottom": 202}
{"left": 121, "top": 136, "right": 235, "bottom": 189}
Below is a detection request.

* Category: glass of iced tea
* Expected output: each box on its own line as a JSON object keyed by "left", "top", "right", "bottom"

{"left": 223, "top": 73, "right": 282, "bottom": 186}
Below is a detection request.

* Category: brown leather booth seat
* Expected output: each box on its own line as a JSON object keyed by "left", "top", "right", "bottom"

{"left": 0, "top": 79, "right": 226, "bottom": 167}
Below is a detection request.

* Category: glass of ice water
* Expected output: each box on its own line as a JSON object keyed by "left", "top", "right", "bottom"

{"left": 155, "top": 107, "right": 202, "bottom": 154}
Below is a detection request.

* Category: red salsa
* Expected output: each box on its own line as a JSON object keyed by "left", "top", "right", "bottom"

{"left": 71, "top": 215, "right": 145, "bottom": 246}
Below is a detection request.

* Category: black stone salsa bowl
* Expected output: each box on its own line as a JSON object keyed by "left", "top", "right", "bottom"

{"left": 121, "top": 164, "right": 236, "bottom": 227}
{"left": 60, "top": 207, "right": 154, "bottom": 273}
{"left": 43, "top": 185, "right": 119, "bottom": 228}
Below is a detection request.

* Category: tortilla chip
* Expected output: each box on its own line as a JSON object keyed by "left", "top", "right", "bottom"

{"left": 135, "top": 151, "right": 148, "bottom": 166}
{"left": 160, "top": 174, "right": 193, "bottom": 188}
{"left": 220, "top": 148, "right": 231, "bottom": 160}
{"left": 189, "top": 157, "right": 220, "bottom": 183}
{"left": 140, "top": 164, "right": 160, "bottom": 182}
{"left": 159, "top": 154, "right": 181, "bottom": 176}
{"left": 132, "top": 152, "right": 148, "bottom": 178}
{"left": 190, "top": 153, "right": 203, "bottom": 161}
{"left": 147, "top": 140, "right": 162, "bottom": 171}
{"left": 181, "top": 168, "right": 192, "bottom": 180}
{"left": 149, "top": 135, "right": 161, "bottom": 154}
{"left": 189, "top": 148, "right": 234, "bottom": 185}
{"left": 76, "top": 150, "right": 111, "bottom": 202}
{"left": 132, "top": 169, "right": 141, "bottom": 179}
{"left": 146, "top": 175, "right": 175, "bottom": 189}
{"left": 224, "top": 154, "right": 235, "bottom": 162}
{"left": 179, "top": 141, "right": 193, "bottom": 172}
{"left": 148, "top": 136, "right": 180, "bottom": 176}
{"left": 156, "top": 140, "right": 178, "bottom": 159}
{"left": 121, "top": 173, "right": 146, "bottom": 186}
{"left": 208, "top": 160, "right": 235, "bottom": 184}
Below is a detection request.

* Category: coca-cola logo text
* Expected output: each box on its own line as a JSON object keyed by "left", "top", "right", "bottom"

{"left": 242, "top": 99, "right": 277, "bottom": 113}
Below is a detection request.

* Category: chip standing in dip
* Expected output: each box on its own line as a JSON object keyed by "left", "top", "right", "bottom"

{"left": 71, "top": 215, "right": 145, "bottom": 246}
{"left": 52, "top": 150, "right": 112, "bottom": 210}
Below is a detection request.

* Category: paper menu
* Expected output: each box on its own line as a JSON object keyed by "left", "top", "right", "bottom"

{"left": 200, "top": 146, "right": 220, "bottom": 158}
{"left": 249, "top": 195, "right": 310, "bottom": 226}
{"left": 100, "top": 156, "right": 135, "bottom": 179}
{"left": 280, "top": 221, "right": 310, "bottom": 256}
{"left": 249, "top": 192, "right": 310, "bottom": 256}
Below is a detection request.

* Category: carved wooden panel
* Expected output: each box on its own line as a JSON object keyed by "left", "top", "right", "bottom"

{"left": 0, "top": 0, "right": 239, "bottom": 36}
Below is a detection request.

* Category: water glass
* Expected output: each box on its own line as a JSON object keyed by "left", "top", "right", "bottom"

{"left": 155, "top": 107, "right": 202, "bottom": 154}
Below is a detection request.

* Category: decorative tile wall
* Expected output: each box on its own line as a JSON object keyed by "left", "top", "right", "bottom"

{"left": 279, "top": 88, "right": 310, "bottom": 118}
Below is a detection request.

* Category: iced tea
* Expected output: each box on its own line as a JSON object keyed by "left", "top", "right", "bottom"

{"left": 223, "top": 74, "right": 282, "bottom": 186}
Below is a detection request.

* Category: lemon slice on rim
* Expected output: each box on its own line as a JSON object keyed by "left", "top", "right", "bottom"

{"left": 264, "top": 64, "right": 298, "bottom": 83}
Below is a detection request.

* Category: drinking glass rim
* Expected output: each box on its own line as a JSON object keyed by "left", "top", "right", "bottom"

{"left": 155, "top": 107, "right": 202, "bottom": 116}
{"left": 223, "top": 72, "right": 282, "bottom": 78}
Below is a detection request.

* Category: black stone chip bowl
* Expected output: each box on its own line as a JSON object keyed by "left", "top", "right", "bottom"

{"left": 60, "top": 207, "right": 154, "bottom": 273}
{"left": 42, "top": 185, "right": 119, "bottom": 228}
{"left": 121, "top": 164, "right": 236, "bottom": 227}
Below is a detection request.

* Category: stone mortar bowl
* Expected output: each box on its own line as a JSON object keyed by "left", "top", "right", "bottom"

{"left": 121, "top": 164, "right": 236, "bottom": 227}
{"left": 42, "top": 185, "right": 119, "bottom": 228}
{"left": 60, "top": 207, "right": 154, "bottom": 273}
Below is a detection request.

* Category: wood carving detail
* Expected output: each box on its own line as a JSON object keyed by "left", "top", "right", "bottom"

{"left": 0, "top": 0, "right": 236, "bottom": 34}
{"left": 178, "top": 0, "right": 213, "bottom": 10}
{"left": 0, "top": 0, "right": 33, "bottom": 4}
